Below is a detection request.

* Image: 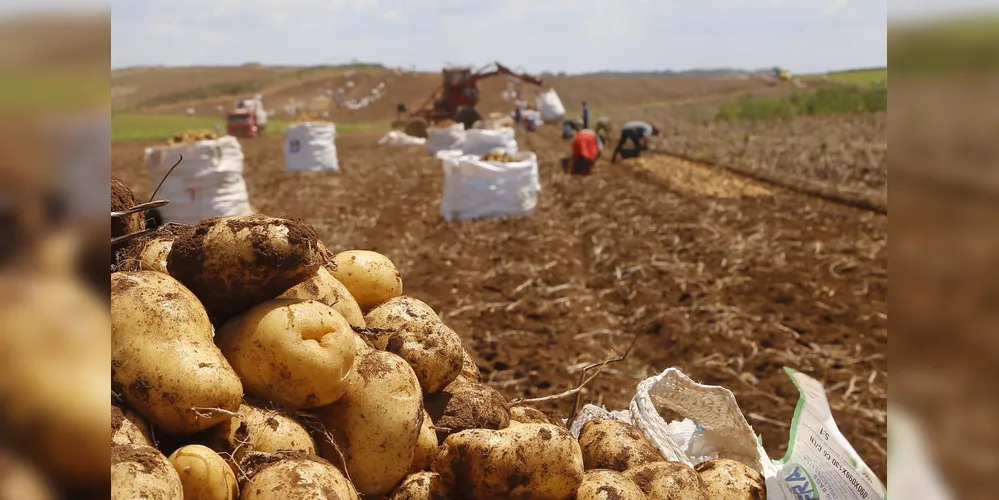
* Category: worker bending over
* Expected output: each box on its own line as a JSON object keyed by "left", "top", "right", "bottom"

{"left": 568, "top": 128, "right": 604, "bottom": 175}
{"left": 611, "top": 120, "right": 659, "bottom": 162}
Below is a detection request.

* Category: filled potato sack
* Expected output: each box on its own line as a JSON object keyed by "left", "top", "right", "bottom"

{"left": 238, "top": 451, "right": 359, "bottom": 500}
{"left": 385, "top": 320, "right": 464, "bottom": 393}
{"left": 280, "top": 265, "right": 366, "bottom": 328}
{"left": 576, "top": 470, "right": 647, "bottom": 500}
{"left": 111, "top": 444, "right": 183, "bottom": 500}
{"left": 409, "top": 410, "right": 439, "bottom": 474}
{"left": 168, "top": 445, "right": 239, "bottom": 500}
{"left": 329, "top": 250, "right": 403, "bottom": 311}
{"left": 623, "top": 462, "right": 707, "bottom": 500}
{"left": 166, "top": 214, "right": 323, "bottom": 323}
{"left": 365, "top": 296, "right": 440, "bottom": 333}
{"left": 578, "top": 419, "right": 664, "bottom": 472}
{"left": 433, "top": 422, "right": 584, "bottom": 500}
{"left": 0, "top": 274, "right": 111, "bottom": 485}
{"left": 216, "top": 299, "right": 355, "bottom": 409}
{"left": 112, "top": 405, "right": 152, "bottom": 447}
{"left": 201, "top": 403, "right": 317, "bottom": 468}
{"left": 694, "top": 458, "right": 766, "bottom": 500}
{"left": 111, "top": 271, "right": 243, "bottom": 434}
{"left": 317, "top": 345, "right": 424, "bottom": 496}
{"left": 425, "top": 378, "right": 510, "bottom": 437}
{"left": 390, "top": 472, "right": 451, "bottom": 500}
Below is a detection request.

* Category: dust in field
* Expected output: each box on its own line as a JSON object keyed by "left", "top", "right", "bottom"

{"left": 630, "top": 155, "right": 772, "bottom": 199}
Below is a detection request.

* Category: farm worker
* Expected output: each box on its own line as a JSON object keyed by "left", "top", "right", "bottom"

{"left": 568, "top": 128, "right": 604, "bottom": 175}
{"left": 581, "top": 101, "right": 590, "bottom": 129}
{"left": 611, "top": 120, "right": 660, "bottom": 163}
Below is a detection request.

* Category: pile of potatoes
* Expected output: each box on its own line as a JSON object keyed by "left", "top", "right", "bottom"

{"left": 105, "top": 186, "right": 767, "bottom": 499}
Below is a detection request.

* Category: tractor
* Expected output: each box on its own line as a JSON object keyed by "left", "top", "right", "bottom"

{"left": 403, "top": 62, "right": 543, "bottom": 137}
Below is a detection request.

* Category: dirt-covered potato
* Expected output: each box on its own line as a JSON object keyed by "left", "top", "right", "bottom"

{"left": 280, "top": 265, "right": 366, "bottom": 327}
{"left": 624, "top": 462, "right": 707, "bottom": 500}
{"left": 168, "top": 445, "right": 238, "bottom": 500}
{"left": 238, "top": 451, "right": 359, "bottom": 500}
{"left": 509, "top": 405, "right": 564, "bottom": 427}
{"left": 111, "top": 272, "right": 243, "bottom": 434}
{"left": 579, "top": 419, "right": 664, "bottom": 472}
{"left": 318, "top": 348, "right": 424, "bottom": 496}
{"left": 111, "top": 444, "right": 183, "bottom": 500}
{"left": 409, "top": 410, "right": 439, "bottom": 474}
{"left": 111, "top": 176, "right": 145, "bottom": 269}
{"left": 458, "top": 348, "right": 482, "bottom": 382}
{"left": 365, "top": 296, "right": 440, "bottom": 333}
{"left": 167, "top": 215, "right": 323, "bottom": 323}
{"left": 426, "top": 379, "right": 510, "bottom": 437}
{"left": 0, "top": 451, "right": 56, "bottom": 500}
{"left": 135, "top": 234, "right": 174, "bottom": 274}
{"left": 216, "top": 299, "right": 355, "bottom": 409}
{"left": 576, "top": 470, "right": 647, "bottom": 500}
{"left": 201, "top": 403, "right": 316, "bottom": 468}
{"left": 390, "top": 472, "right": 451, "bottom": 500}
{"left": 112, "top": 406, "right": 151, "bottom": 446}
{"left": 386, "top": 320, "right": 463, "bottom": 393}
{"left": 694, "top": 458, "right": 766, "bottom": 500}
{"left": 330, "top": 250, "right": 403, "bottom": 311}
{"left": 434, "top": 423, "right": 585, "bottom": 500}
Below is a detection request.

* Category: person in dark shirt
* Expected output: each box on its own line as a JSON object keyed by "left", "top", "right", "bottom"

{"left": 582, "top": 101, "right": 590, "bottom": 129}
{"left": 611, "top": 120, "right": 659, "bottom": 162}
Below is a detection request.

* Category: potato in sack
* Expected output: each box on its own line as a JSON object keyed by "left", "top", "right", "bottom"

{"left": 330, "top": 250, "right": 403, "bottom": 311}
{"left": 216, "top": 299, "right": 355, "bottom": 409}
{"left": 433, "top": 422, "right": 585, "bottom": 500}
{"left": 167, "top": 215, "right": 323, "bottom": 323}
{"left": 111, "top": 271, "right": 243, "bottom": 434}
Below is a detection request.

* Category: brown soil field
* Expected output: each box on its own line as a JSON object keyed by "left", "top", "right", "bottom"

{"left": 113, "top": 123, "right": 888, "bottom": 482}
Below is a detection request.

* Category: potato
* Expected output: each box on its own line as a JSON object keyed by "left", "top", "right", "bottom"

{"left": 238, "top": 451, "right": 359, "bottom": 500}
{"left": 577, "top": 470, "right": 647, "bottom": 500}
{"left": 280, "top": 265, "right": 366, "bottom": 327}
{"left": 624, "top": 462, "right": 707, "bottom": 500}
{"left": 458, "top": 348, "right": 482, "bottom": 382}
{"left": 112, "top": 406, "right": 151, "bottom": 446}
{"left": 166, "top": 215, "right": 323, "bottom": 323}
{"left": 111, "top": 176, "right": 145, "bottom": 269}
{"left": 111, "top": 271, "right": 243, "bottom": 434}
{"left": 317, "top": 348, "right": 423, "bottom": 496}
{"left": 0, "top": 451, "right": 57, "bottom": 500}
{"left": 409, "top": 410, "right": 439, "bottom": 474}
{"left": 425, "top": 379, "right": 510, "bottom": 437}
{"left": 509, "top": 405, "right": 564, "bottom": 427}
{"left": 216, "top": 299, "right": 354, "bottom": 409}
{"left": 201, "top": 403, "right": 316, "bottom": 468}
{"left": 694, "top": 458, "right": 766, "bottom": 500}
{"left": 135, "top": 234, "right": 175, "bottom": 274}
{"left": 168, "top": 445, "right": 238, "bottom": 500}
{"left": 579, "top": 419, "right": 664, "bottom": 471}
{"left": 111, "top": 444, "right": 183, "bottom": 500}
{"left": 330, "top": 250, "right": 403, "bottom": 311}
{"left": 0, "top": 275, "right": 110, "bottom": 485}
{"left": 433, "top": 423, "right": 584, "bottom": 500}
{"left": 365, "top": 296, "right": 439, "bottom": 334}
{"left": 390, "top": 472, "right": 451, "bottom": 500}
{"left": 386, "top": 320, "right": 463, "bottom": 393}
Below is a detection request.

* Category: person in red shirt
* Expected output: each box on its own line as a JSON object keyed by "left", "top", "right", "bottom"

{"left": 568, "top": 128, "right": 604, "bottom": 175}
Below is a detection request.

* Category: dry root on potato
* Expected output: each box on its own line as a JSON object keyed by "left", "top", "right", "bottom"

{"left": 578, "top": 419, "right": 664, "bottom": 472}
{"left": 111, "top": 444, "right": 184, "bottom": 500}
{"left": 237, "top": 451, "right": 359, "bottom": 500}
{"left": 433, "top": 423, "right": 585, "bottom": 500}
{"left": 329, "top": 250, "right": 403, "bottom": 312}
{"left": 576, "top": 469, "right": 647, "bottom": 500}
{"left": 694, "top": 458, "right": 766, "bottom": 500}
{"left": 425, "top": 379, "right": 510, "bottom": 438}
{"left": 624, "top": 461, "right": 707, "bottom": 500}
{"left": 168, "top": 445, "right": 239, "bottom": 500}
{"left": 390, "top": 472, "right": 451, "bottom": 500}
{"left": 166, "top": 215, "right": 323, "bottom": 323}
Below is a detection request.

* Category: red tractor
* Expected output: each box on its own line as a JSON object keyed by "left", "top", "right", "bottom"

{"left": 404, "top": 62, "right": 543, "bottom": 137}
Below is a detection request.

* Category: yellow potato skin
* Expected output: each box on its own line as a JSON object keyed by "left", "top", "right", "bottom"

{"left": 111, "top": 444, "right": 183, "bottom": 500}
{"left": 577, "top": 470, "right": 647, "bottom": 500}
{"left": 434, "top": 423, "right": 585, "bottom": 500}
{"left": 111, "top": 271, "right": 243, "bottom": 435}
{"left": 280, "top": 265, "right": 367, "bottom": 327}
{"left": 318, "top": 348, "right": 424, "bottom": 497}
{"left": 331, "top": 250, "right": 403, "bottom": 311}
{"left": 579, "top": 419, "right": 664, "bottom": 472}
{"left": 409, "top": 410, "right": 439, "bottom": 474}
{"left": 386, "top": 320, "right": 464, "bottom": 394}
{"left": 201, "top": 403, "right": 317, "bottom": 469}
{"left": 694, "top": 458, "right": 767, "bottom": 500}
{"left": 238, "top": 452, "right": 359, "bottom": 500}
{"left": 168, "top": 445, "right": 238, "bottom": 500}
{"left": 365, "top": 296, "right": 440, "bottom": 335}
{"left": 216, "top": 299, "right": 355, "bottom": 409}
{"left": 623, "top": 462, "right": 708, "bottom": 500}
{"left": 390, "top": 472, "right": 451, "bottom": 500}
{"left": 137, "top": 236, "right": 173, "bottom": 274}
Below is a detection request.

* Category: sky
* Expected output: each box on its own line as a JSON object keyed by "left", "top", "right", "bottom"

{"left": 2, "top": 0, "right": 994, "bottom": 73}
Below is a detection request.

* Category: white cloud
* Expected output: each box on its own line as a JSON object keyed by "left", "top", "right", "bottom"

{"left": 822, "top": 0, "right": 848, "bottom": 15}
